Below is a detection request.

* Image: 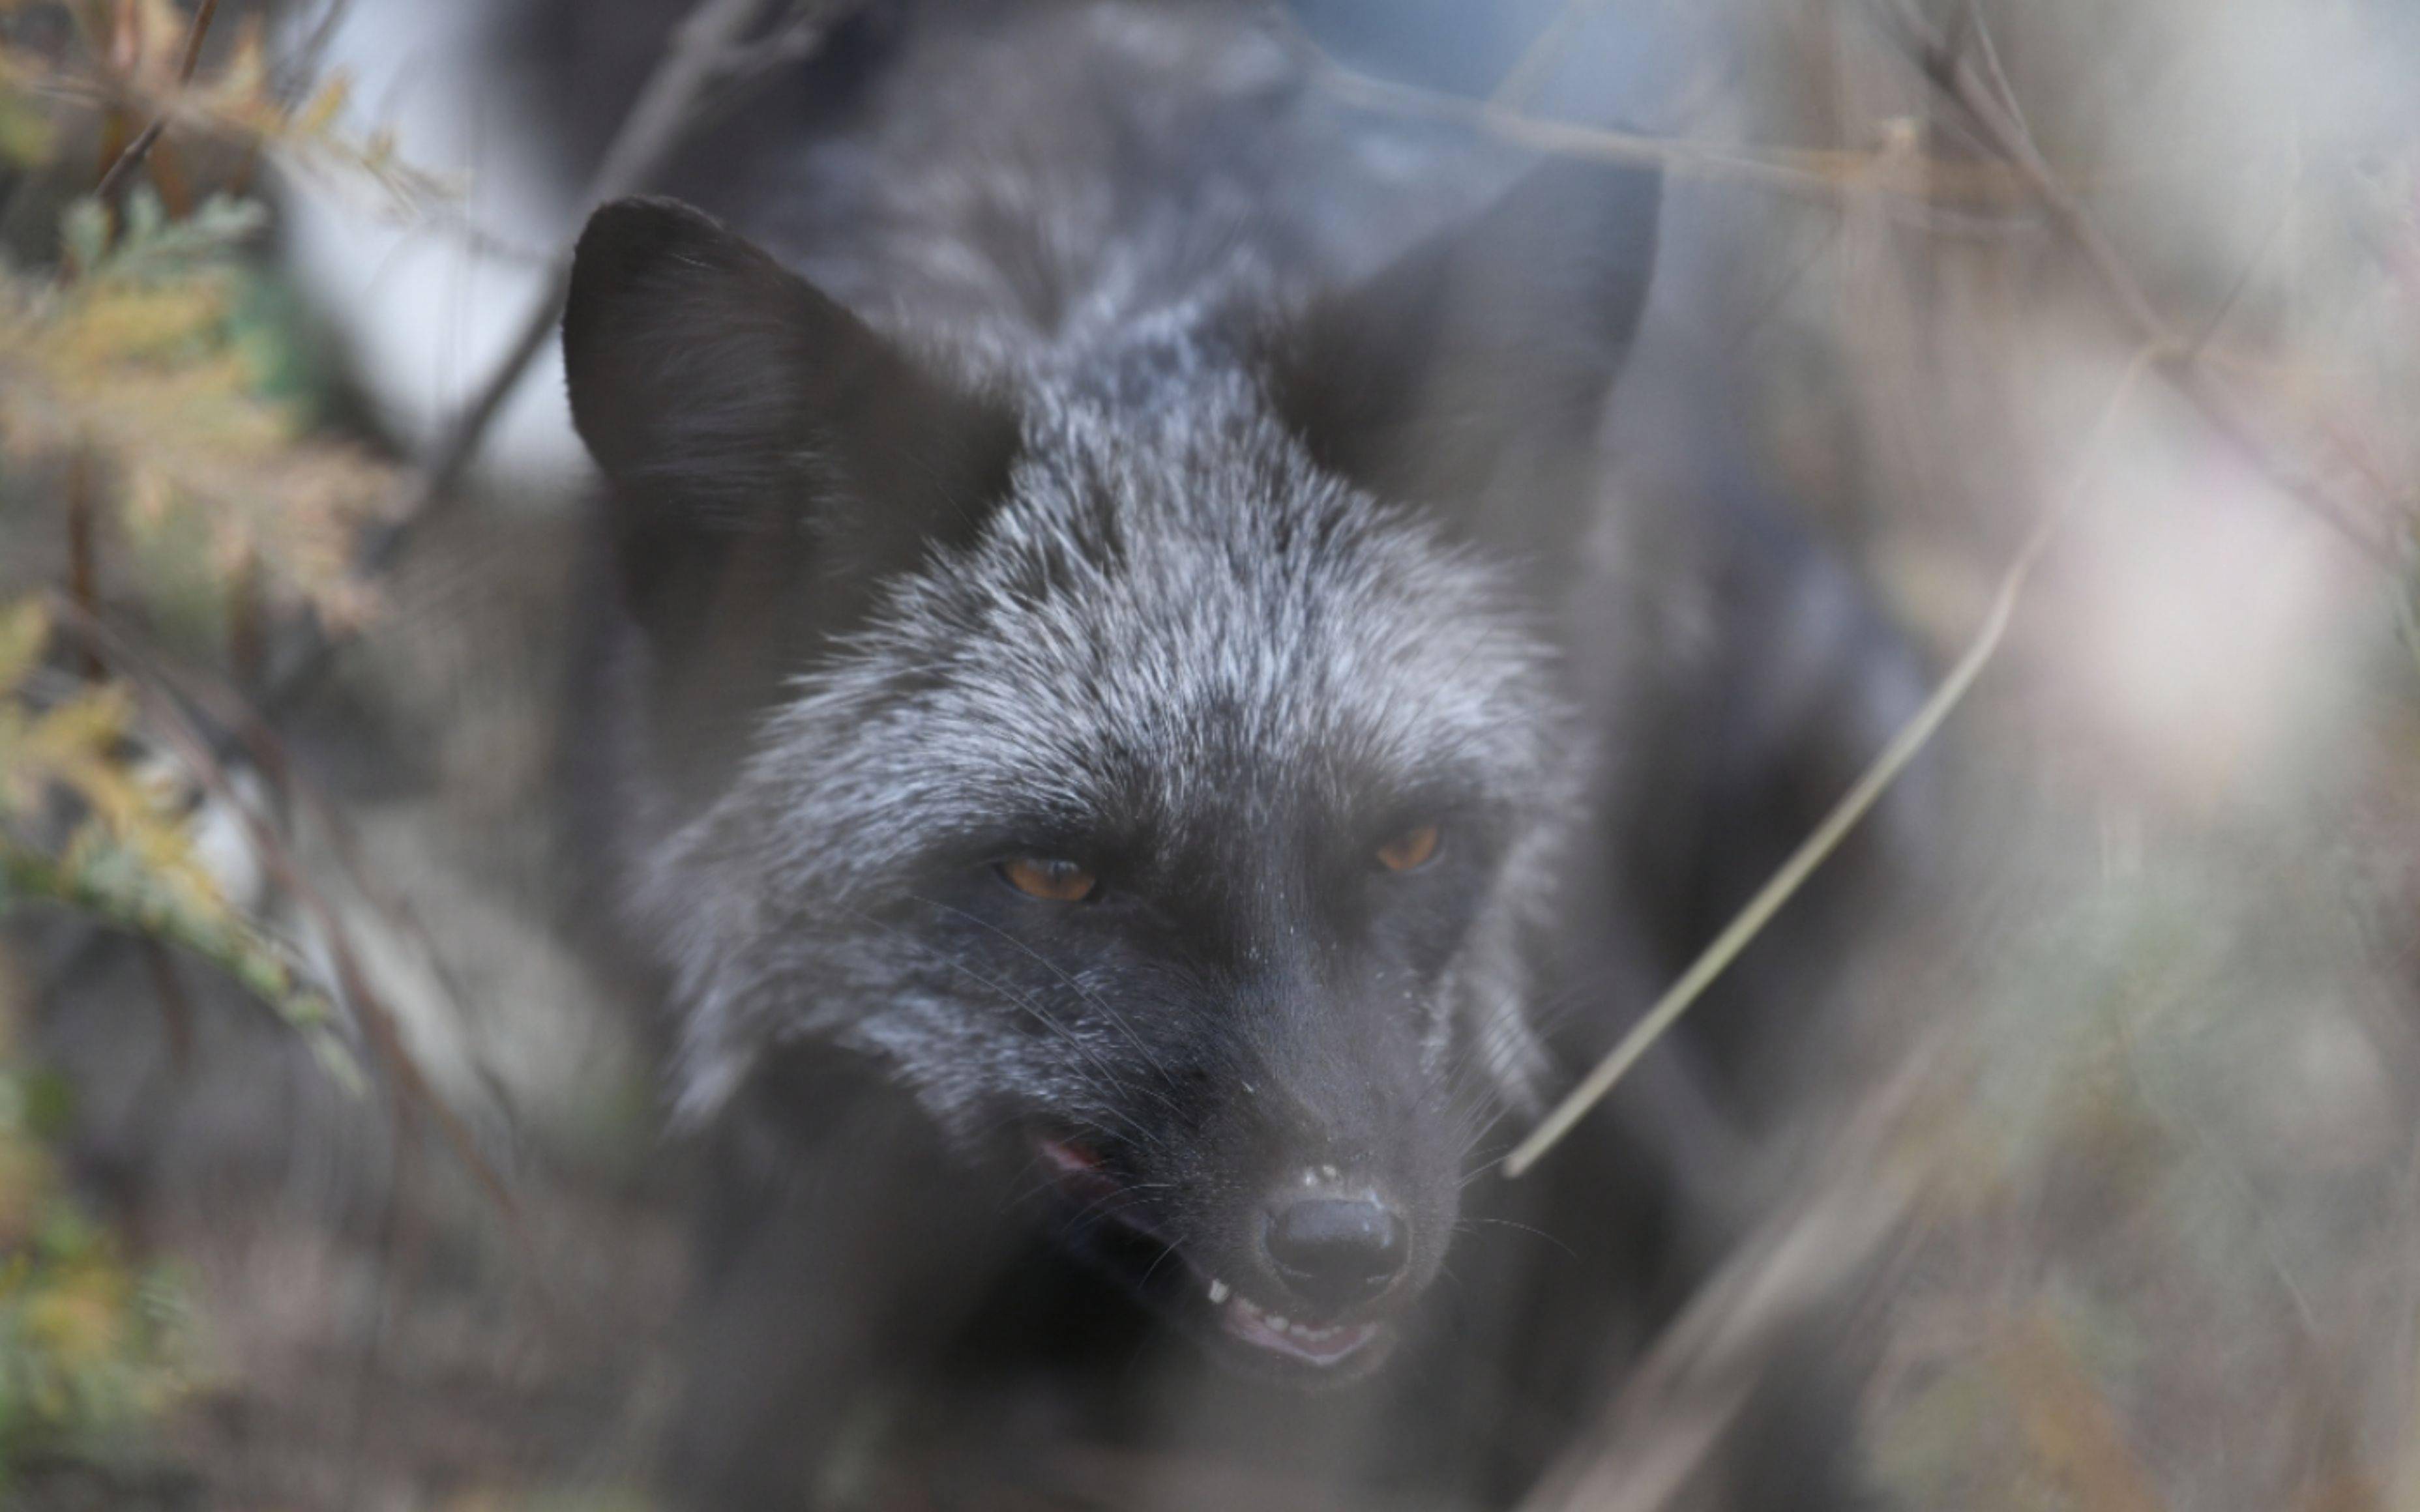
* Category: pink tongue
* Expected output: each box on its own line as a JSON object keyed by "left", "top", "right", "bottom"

{"left": 1037, "top": 1137, "right": 1101, "bottom": 1176}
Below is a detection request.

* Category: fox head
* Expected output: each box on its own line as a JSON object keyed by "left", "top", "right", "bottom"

{"left": 562, "top": 157, "right": 1659, "bottom": 1380}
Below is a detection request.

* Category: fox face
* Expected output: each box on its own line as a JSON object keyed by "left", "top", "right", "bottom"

{"left": 562, "top": 157, "right": 1659, "bottom": 1380}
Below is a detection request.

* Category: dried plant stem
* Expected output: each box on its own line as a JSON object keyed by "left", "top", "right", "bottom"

{"left": 1518, "top": 1049, "right": 1937, "bottom": 1511}
{"left": 1288, "top": 15, "right": 2033, "bottom": 213}
{"left": 1504, "top": 343, "right": 2163, "bottom": 1180}
{"left": 1885, "top": 0, "right": 2399, "bottom": 560}
{"left": 365, "top": 0, "right": 841, "bottom": 570}
{"left": 1308, "top": 52, "right": 1847, "bottom": 202}
{"left": 91, "top": 0, "right": 220, "bottom": 205}
{"left": 137, "top": 937, "right": 196, "bottom": 1071}
{"left": 44, "top": 596, "right": 527, "bottom": 1256}
{"left": 1488, "top": 0, "right": 1619, "bottom": 111}
{"left": 265, "top": 0, "right": 853, "bottom": 716}
{"left": 63, "top": 448, "right": 100, "bottom": 679}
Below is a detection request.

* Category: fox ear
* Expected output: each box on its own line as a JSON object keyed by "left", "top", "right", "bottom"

{"left": 563, "top": 196, "right": 1018, "bottom": 643}
{"left": 1273, "top": 158, "right": 1660, "bottom": 569}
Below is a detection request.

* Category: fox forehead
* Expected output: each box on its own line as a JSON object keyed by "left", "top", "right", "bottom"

{"left": 743, "top": 394, "right": 1566, "bottom": 875}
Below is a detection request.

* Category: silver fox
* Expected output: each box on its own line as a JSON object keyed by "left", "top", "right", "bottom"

{"left": 546, "top": 2, "right": 1909, "bottom": 1505}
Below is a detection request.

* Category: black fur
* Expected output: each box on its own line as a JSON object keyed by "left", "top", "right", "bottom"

{"left": 555, "top": 3, "right": 1909, "bottom": 1506}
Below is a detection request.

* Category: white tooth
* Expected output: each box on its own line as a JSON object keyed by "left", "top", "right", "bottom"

{"left": 1266, "top": 1315, "right": 1290, "bottom": 1331}
{"left": 1207, "top": 1279, "right": 1231, "bottom": 1305}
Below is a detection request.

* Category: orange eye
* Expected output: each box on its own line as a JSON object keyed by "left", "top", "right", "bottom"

{"left": 1000, "top": 856, "right": 1099, "bottom": 902}
{"left": 1376, "top": 822, "right": 1441, "bottom": 873}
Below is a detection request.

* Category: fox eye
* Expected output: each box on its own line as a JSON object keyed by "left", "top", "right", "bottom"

{"left": 999, "top": 856, "right": 1100, "bottom": 903}
{"left": 1375, "top": 822, "right": 1441, "bottom": 873}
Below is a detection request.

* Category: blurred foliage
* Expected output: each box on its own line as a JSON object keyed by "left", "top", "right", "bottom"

{"left": 0, "top": 0, "right": 443, "bottom": 200}
{"left": 0, "top": 601, "right": 359, "bottom": 1077}
{"left": 0, "top": 0, "right": 437, "bottom": 629}
{"left": 1, "top": 186, "right": 396, "bottom": 630}
{"left": 0, "top": 959, "right": 194, "bottom": 1487}
{"left": 0, "top": 0, "right": 430, "bottom": 1490}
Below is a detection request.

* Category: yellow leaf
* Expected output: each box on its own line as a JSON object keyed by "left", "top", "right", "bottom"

{"left": 0, "top": 600, "right": 49, "bottom": 699}
{"left": 22, "top": 683, "right": 132, "bottom": 776}
{"left": 295, "top": 74, "right": 349, "bottom": 138}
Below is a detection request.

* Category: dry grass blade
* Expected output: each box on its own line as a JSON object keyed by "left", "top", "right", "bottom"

{"left": 1998, "top": 1313, "right": 2170, "bottom": 1512}
{"left": 1284, "top": 16, "right": 2030, "bottom": 210}
{"left": 1518, "top": 1058, "right": 1930, "bottom": 1511}
{"left": 1503, "top": 343, "right": 2164, "bottom": 1180}
{"left": 1303, "top": 46, "right": 1848, "bottom": 202}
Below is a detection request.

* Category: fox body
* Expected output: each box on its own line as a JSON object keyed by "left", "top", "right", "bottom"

{"left": 549, "top": 2, "right": 1903, "bottom": 1505}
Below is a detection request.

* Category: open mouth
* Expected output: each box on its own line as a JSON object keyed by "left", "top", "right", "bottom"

{"left": 1203, "top": 1274, "right": 1383, "bottom": 1367}
{"left": 1037, "top": 1137, "right": 1393, "bottom": 1374}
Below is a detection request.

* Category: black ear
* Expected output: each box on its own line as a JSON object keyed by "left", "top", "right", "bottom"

{"left": 1272, "top": 158, "right": 1660, "bottom": 567}
{"left": 562, "top": 196, "right": 1018, "bottom": 644}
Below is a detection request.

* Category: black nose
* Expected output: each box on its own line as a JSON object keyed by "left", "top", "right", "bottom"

{"left": 1263, "top": 1197, "right": 1408, "bottom": 1313}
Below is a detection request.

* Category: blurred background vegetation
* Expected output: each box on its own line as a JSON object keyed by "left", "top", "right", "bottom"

{"left": 1, "top": 0, "right": 2419, "bottom": 1509}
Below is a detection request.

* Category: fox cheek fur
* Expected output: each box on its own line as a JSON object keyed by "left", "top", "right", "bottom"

{"left": 561, "top": 151, "right": 1658, "bottom": 1364}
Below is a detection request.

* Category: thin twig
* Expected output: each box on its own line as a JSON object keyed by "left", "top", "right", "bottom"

{"left": 1961, "top": 0, "right": 2033, "bottom": 145}
{"left": 2187, "top": 194, "right": 2295, "bottom": 363}
{"left": 91, "top": 0, "right": 219, "bottom": 204}
{"left": 1488, "top": 0, "right": 1618, "bottom": 111}
{"left": 44, "top": 597, "right": 532, "bottom": 1265}
{"left": 366, "top": 0, "right": 839, "bottom": 567}
{"left": 279, "top": 0, "right": 357, "bottom": 105}
{"left": 263, "top": 0, "right": 853, "bottom": 716}
{"left": 1287, "top": 16, "right": 2029, "bottom": 211}
{"left": 137, "top": 938, "right": 197, "bottom": 1072}
{"left": 1308, "top": 50, "right": 1856, "bottom": 203}
{"left": 1518, "top": 1045, "right": 1936, "bottom": 1511}
{"left": 1504, "top": 344, "right": 2165, "bottom": 1179}
{"left": 136, "top": 630, "right": 527, "bottom": 1137}
{"left": 63, "top": 448, "right": 100, "bottom": 679}
{"left": 1885, "top": 0, "right": 2400, "bottom": 560}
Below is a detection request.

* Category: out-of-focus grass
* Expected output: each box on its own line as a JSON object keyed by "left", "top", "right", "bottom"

{"left": 1863, "top": 705, "right": 2420, "bottom": 1509}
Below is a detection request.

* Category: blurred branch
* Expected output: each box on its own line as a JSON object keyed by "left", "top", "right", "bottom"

{"left": 1288, "top": 18, "right": 2031, "bottom": 211}
{"left": 263, "top": 0, "right": 858, "bottom": 715}
{"left": 1511, "top": 0, "right": 2414, "bottom": 1179}
{"left": 1305, "top": 47, "right": 1860, "bottom": 203}
{"left": 90, "top": 0, "right": 218, "bottom": 205}
{"left": 137, "top": 936, "right": 196, "bottom": 1071}
{"left": 1487, "top": 0, "right": 1618, "bottom": 111}
{"left": 1880, "top": 0, "right": 2403, "bottom": 561}
{"left": 1306, "top": 1, "right": 2404, "bottom": 560}
{"left": 0, "top": 828, "right": 353, "bottom": 1078}
{"left": 365, "top": 0, "right": 849, "bottom": 571}
{"left": 1519, "top": 1065, "right": 1927, "bottom": 1511}
{"left": 42, "top": 596, "right": 527, "bottom": 1255}
{"left": 279, "top": 0, "right": 357, "bottom": 104}
{"left": 133, "top": 606, "right": 526, "bottom": 1132}
{"left": 1507, "top": 343, "right": 2164, "bottom": 1179}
